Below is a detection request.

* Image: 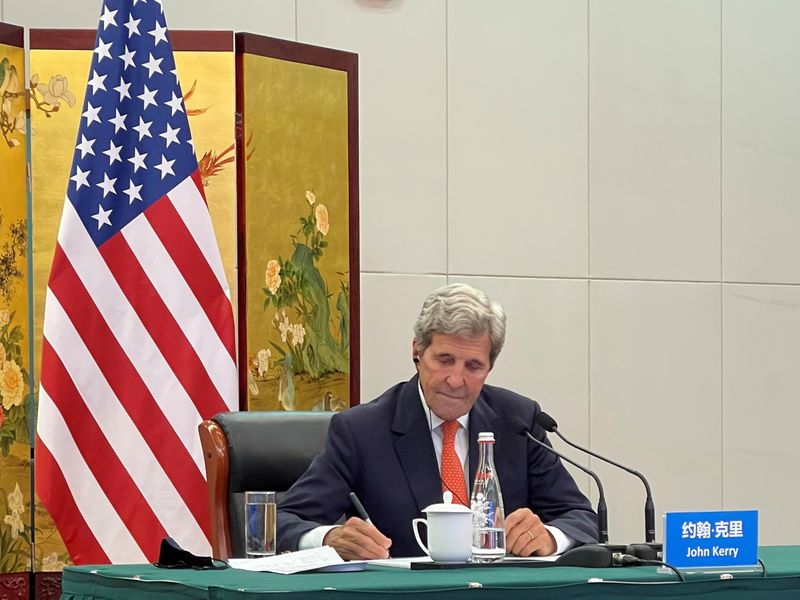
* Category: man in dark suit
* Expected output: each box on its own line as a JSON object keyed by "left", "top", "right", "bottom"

{"left": 277, "top": 283, "right": 597, "bottom": 559}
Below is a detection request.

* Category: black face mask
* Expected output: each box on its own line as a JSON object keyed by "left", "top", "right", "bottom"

{"left": 153, "top": 537, "right": 229, "bottom": 570}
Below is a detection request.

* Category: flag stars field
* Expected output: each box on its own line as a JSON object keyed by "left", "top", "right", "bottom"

{"left": 43, "top": 1, "right": 201, "bottom": 246}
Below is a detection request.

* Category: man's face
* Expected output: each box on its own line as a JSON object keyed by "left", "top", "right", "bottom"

{"left": 414, "top": 332, "right": 492, "bottom": 421}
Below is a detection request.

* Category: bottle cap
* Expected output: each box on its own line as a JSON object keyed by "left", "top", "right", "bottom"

{"left": 477, "top": 432, "right": 495, "bottom": 442}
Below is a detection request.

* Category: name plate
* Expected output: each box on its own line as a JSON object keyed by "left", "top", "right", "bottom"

{"left": 664, "top": 510, "right": 758, "bottom": 569}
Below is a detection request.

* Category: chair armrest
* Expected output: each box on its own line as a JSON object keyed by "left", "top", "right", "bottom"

{"left": 199, "top": 419, "right": 232, "bottom": 559}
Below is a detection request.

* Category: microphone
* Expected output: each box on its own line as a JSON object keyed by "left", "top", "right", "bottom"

{"left": 508, "top": 416, "right": 608, "bottom": 544}
{"left": 536, "top": 412, "right": 657, "bottom": 546}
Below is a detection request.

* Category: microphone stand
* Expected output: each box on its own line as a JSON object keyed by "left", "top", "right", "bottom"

{"left": 517, "top": 428, "right": 608, "bottom": 544}
{"left": 541, "top": 415, "right": 662, "bottom": 560}
{"left": 514, "top": 424, "right": 642, "bottom": 568}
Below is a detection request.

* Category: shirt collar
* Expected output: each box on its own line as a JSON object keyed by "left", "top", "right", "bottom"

{"left": 417, "top": 380, "right": 470, "bottom": 431}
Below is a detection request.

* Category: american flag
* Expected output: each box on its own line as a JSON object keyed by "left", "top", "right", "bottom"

{"left": 34, "top": 0, "right": 237, "bottom": 564}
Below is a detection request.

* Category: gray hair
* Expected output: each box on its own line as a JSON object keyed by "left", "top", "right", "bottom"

{"left": 413, "top": 283, "right": 507, "bottom": 368}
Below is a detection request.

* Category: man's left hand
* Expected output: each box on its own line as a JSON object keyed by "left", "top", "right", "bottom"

{"left": 504, "top": 508, "right": 556, "bottom": 557}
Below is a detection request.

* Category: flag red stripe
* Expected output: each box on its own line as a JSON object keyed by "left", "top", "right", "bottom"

{"left": 190, "top": 170, "right": 207, "bottom": 205}
{"left": 47, "top": 245, "right": 211, "bottom": 534}
{"left": 98, "top": 233, "right": 229, "bottom": 420}
{"left": 40, "top": 339, "right": 168, "bottom": 558}
{"left": 145, "top": 196, "right": 235, "bottom": 360}
{"left": 34, "top": 441, "right": 110, "bottom": 565}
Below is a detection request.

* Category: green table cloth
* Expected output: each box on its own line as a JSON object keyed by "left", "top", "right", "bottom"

{"left": 61, "top": 545, "right": 800, "bottom": 600}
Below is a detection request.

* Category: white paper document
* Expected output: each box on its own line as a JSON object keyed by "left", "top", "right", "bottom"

{"left": 367, "top": 556, "right": 433, "bottom": 569}
{"left": 229, "top": 546, "right": 348, "bottom": 574}
{"left": 367, "top": 555, "right": 560, "bottom": 569}
{"left": 504, "top": 554, "right": 560, "bottom": 563}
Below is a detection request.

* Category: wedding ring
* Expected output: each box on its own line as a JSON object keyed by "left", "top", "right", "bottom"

{"left": 527, "top": 530, "right": 535, "bottom": 541}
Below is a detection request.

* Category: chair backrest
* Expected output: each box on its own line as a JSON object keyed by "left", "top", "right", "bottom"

{"left": 199, "top": 411, "right": 333, "bottom": 559}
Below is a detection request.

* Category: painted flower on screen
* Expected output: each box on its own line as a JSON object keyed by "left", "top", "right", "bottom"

{"left": 258, "top": 188, "right": 349, "bottom": 409}
{"left": 265, "top": 259, "right": 281, "bottom": 295}
{"left": 6, "top": 482, "right": 23, "bottom": 514}
{"left": 275, "top": 309, "right": 291, "bottom": 343}
{"left": 39, "top": 74, "right": 76, "bottom": 107}
{"left": 3, "top": 482, "right": 25, "bottom": 539}
{"left": 3, "top": 510, "right": 23, "bottom": 539}
{"left": 12, "top": 110, "right": 25, "bottom": 134}
{"left": 41, "top": 552, "right": 66, "bottom": 572}
{"left": 0, "top": 360, "right": 24, "bottom": 410}
{"left": 290, "top": 323, "right": 306, "bottom": 348}
{"left": 256, "top": 348, "right": 271, "bottom": 377}
{"left": 315, "top": 204, "right": 329, "bottom": 236}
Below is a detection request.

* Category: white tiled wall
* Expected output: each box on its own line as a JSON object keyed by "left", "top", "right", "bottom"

{"left": 448, "top": 1, "right": 588, "bottom": 278}
{"left": 722, "top": 284, "right": 800, "bottom": 545}
{"left": 6, "top": 0, "right": 798, "bottom": 546}
{"left": 590, "top": 280, "right": 723, "bottom": 541}
{"left": 589, "top": 0, "right": 721, "bottom": 282}
{"left": 721, "top": 0, "right": 800, "bottom": 284}
{"left": 299, "top": 0, "right": 448, "bottom": 275}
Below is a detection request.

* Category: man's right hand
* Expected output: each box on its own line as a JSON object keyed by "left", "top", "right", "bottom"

{"left": 323, "top": 517, "right": 392, "bottom": 560}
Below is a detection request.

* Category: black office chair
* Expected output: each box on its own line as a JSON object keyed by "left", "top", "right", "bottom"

{"left": 199, "top": 411, "right": 333, "bottom": 559}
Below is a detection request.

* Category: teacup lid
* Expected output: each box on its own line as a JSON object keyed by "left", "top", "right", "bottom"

{"left": 422, "top": 491, "right": 472, "bottom": 513}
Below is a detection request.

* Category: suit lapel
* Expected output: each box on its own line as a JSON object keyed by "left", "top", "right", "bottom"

{"left": 391, "top": 376, "right": 442, "bottom": 514}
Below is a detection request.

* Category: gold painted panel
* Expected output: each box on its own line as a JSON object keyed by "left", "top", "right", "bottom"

{"left": 0, "top": 39, "right": 32, "bottom": 574}
{"left": 242, "top": 54, "right": 351, "bottom": 413}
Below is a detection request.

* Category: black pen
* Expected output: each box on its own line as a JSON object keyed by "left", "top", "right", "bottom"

{"left": 349, "top": 492, "right": 373, "bottom": 524}
{"left": 350, "top": 491, "right": 392, "bottom": 558}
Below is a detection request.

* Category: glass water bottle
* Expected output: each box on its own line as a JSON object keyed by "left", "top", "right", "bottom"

{"left": 470, "top": 431, "right": 505, "bottom": 561}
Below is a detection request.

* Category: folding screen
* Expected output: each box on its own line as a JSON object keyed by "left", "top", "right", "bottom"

{"left": 8, "top": 26, "right": 359, "bottom": 594}
{"left": 0, "top": 20, "right": 33, "bottom": 599}
{"left": 236, "top": 33, "right": 359, "bottom": 412}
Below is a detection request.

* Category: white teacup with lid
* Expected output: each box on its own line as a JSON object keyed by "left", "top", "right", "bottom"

{"left": 412, "top": 491, "right": 473, "bottom": 563}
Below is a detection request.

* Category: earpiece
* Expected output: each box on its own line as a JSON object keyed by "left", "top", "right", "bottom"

{"left": 413, "top": 356, "right": 420, "bottom": 364}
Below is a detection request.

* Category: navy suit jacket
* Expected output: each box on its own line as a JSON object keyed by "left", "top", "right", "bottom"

{"left": 276, "top": 376, "right": 598, "bottom": 557}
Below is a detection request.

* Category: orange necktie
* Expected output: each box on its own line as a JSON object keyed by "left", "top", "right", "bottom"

{"left": 441, "top": 421, "right": 468, "bottom": 505}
